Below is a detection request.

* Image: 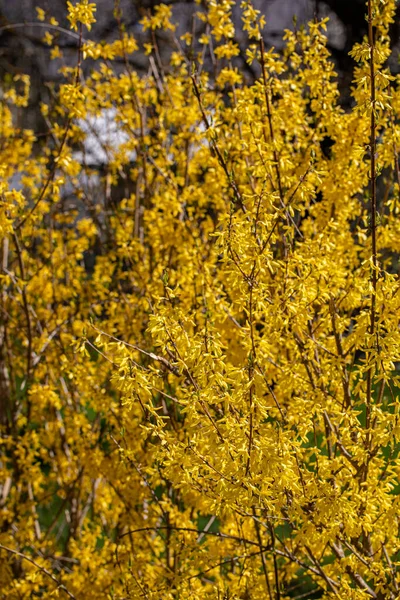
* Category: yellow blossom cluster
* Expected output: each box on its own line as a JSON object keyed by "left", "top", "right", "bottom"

{"left": 67, "top": 0, "right": 96, "bottom": 31}
{"left": 1, "top": 1, "right": 400, "bottom": 598}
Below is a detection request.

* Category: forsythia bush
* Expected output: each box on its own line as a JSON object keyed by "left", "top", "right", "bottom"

{"left": 2, "top": 0, "right": 400, "bottom": 597}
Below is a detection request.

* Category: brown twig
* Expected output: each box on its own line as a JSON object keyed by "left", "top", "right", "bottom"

{"left": 252, "top": 508, "right": 273, "bottom": 600}
{"left": 0, "top": 544, "right": 77, "bottom": 599}
{"left": 14, "top": 22, "right": 84, "bottom": 230}
{"left": 191, "top": 74, "right": 246, "bottom": 213}
{"left": 259, "top": 37, "right": 288, "bottom": 253}
{"left": 365, "top": 0, "right": 378, "bottom": 439}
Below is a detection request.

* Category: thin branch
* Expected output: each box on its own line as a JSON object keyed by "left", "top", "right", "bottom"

{"left": 365, "top": 0, "right": 378, "bottom": 437}
{"left": 0, "top": 22, "right": 84, "bottom": 41}
{"left": 0, "top": 544, "right": 77, "bottom": 599}
{"left": 191, "top": 74, "right": 247, "bottom": 213}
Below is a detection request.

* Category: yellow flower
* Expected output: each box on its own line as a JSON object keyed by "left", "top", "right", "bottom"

{"left": 42, "top": 31, "right": 53, "bottom": 45}
{"left": 36, "top": 6, "right": 46, "bottom": 21}
{"left": 67, "top": 0, "right": 96, "bottom": 31}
